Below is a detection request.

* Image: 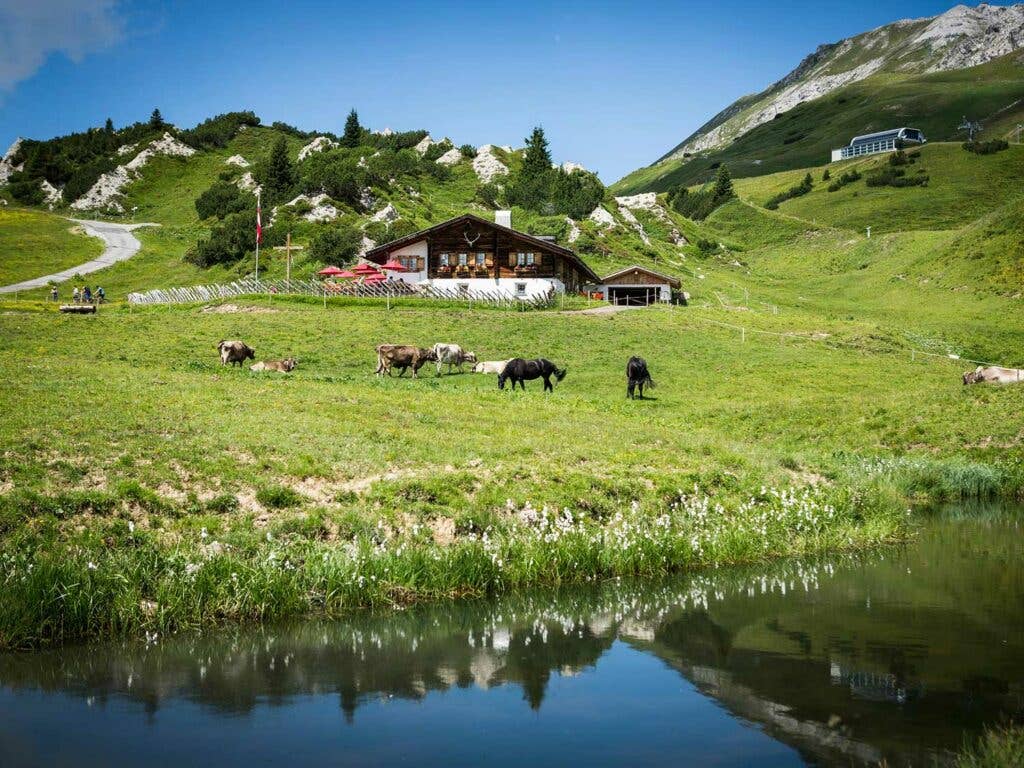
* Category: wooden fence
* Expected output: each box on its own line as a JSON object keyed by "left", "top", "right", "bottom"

{"left": 127, "top": 278, "right": 557, "bottom": 309}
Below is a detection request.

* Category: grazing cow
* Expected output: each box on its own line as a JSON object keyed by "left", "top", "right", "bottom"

{"left": 375, "top": 344, "right": 437, "bottom": 378}
{"left": 432, "top": 343, "right": 478, "bottom": 376}
{"left": 217, "top": 340, "right": 255, "bottom": 367}
{"left": 626, "top": 356, "right": 655, "bottom": 399}
{"left": 251, "top": 357, "right": 297, "bottom": 373}
{"left": 473, "top": 360, "right": 511, "bottom": 374}
{"left": 963, "top": 366, "right": 1024, "bottom": 385}
{"left": 498, "top": 358, "right": 567, "bottom": 392}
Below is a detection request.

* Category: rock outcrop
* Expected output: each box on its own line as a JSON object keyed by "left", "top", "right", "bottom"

{"left": 297, "top": 136, "right": 338, "bottom": 161}
{"left": 225, "top": 155, "right": 250, "bottom": 168}
{"left": 0, "top": 138, "right": 24, "bottom": 185}
{"left": 472, "top": 145, "right": 508, "bottom": 183}
{"left": 436, "top": 148, "right": 462, "bottom": 166}
{"left": 71, "top": 133, "right": 195, "bottom": 211}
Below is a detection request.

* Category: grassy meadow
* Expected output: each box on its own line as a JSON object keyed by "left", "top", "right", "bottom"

{"left": 0, "top": 208, "right": 103, "bottom": 287}
{"left": 1, "top": 115, "right": 1023, "bottom": 650}
{"left": 0, "top": 293, "right": 1021, "bottom": 648}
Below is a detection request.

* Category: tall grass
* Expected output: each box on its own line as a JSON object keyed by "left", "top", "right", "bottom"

{"left": 0, "top": 482, "right": 906, "bottom": 649}
{"left": 955, "top": 724, "right": 1024, "bottom": 768}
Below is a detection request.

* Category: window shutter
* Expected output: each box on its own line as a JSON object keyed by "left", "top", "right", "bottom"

{"left": 508, "top": 252, "right": 515, "bottom": 267}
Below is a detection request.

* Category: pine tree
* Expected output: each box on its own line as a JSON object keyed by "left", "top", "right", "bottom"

{"left": 104, "top": 118, "right": 114, "bottom": 134}
{"left": 521, "top": 126, "right": 553, "bottom": 180}
{"left": 342, "top": 109, "right": 362, "bottom": 148}
{"left": 149, "top": 108, "right": 164, "bottom": 131}
{"left": 263, "top": 136, "right": 295, "bottom": 203}
{"left": 712, "top": 164, "right": 735, "bottom": 202}
{"left": 822, "top": 168, "right": 831, "bottom": 182}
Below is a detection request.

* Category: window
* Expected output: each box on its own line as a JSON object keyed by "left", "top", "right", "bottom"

{"left": 476, "top": 252, "right": 486, "bottom": 266}
{"left": 515, "top": 282, "right": 527, "bottom": 296}
{"left": 439, "top": 253, "right": 450, "bottom": 266}
{"left": 458, "top": 253, "right": 468, "bottom": 266}
{"left": 527, "top": 252, "right": 535, "bottom": 265}
{"left": 516, "top": 252, "right": 526, "bottom": 266}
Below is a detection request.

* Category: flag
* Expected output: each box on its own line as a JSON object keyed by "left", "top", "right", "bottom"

{"left": 256, "top": 190, "right": 263, "bottom": 245}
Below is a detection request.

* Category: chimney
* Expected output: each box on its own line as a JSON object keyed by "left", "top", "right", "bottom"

{"left": 495, "top": 210, "right": 512, "bottom": 229}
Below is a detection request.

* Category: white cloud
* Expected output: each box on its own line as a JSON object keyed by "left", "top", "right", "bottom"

{"left": 0, "top": 0, "right": 125, "bottom": 93}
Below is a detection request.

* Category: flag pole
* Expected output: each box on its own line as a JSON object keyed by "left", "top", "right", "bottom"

{"left": 255, "top": 188, "right": 261, "bottom": 289}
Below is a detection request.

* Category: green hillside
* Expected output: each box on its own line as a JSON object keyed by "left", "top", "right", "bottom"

{"left": 0, "top": 208, "right": 103, "bottom": 287}
{"left": 613, "top": 54, "right": 1024, "bottom": 194}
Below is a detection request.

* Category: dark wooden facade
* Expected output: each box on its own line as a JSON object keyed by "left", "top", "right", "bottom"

{"left": 364, "top": 214, "right": 599, "bottom": 290}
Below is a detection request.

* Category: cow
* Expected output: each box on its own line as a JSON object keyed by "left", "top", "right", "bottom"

{"left": 217, "top": 340, "right": 255, "bottom": 367}
{"left": 473, "top": 360, "right": 511, "bottom": 375}
{"left": 498, "top": 358, "right": 567, "bottom": 392}
{"left": 626, "top": 356, "right": 655, "bottom": 399}
{"left": 432, "top": 343, "right": 477, "bottom": 376}
{"left": 963, "top": 366, "right": 1024, "bottom": 385}
{"left": 375, "top": 344, "right": 437, "bottom": 378}
{"left": 251, "top": 357, "right": 297, "bottom": 373}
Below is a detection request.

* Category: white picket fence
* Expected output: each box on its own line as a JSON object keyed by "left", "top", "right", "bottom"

{"left": 127, "top": 278, "right": 557, "bottom": 309}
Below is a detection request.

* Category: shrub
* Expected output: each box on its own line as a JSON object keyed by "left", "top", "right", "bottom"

{"left": 827, "top": 169, "right": 861, "bottom": 193}
{"left": 300, "top": 152, "right": 368, "bottom": 207}
{"left": 256, "top": 485, "right": 304, "bottom": 509}
{"left": 308, "top": 223, "right": 362, "bottom": 263}
{"left": 475, "top": 182, "right": 501, "bottom": 208}
{"left": 205, "top": 494, "right": 239, "bottom": 514}
{"left": 765, "top": 173, "right": 813, "bottom": 210}
{"left": 186, "top": 210, "right": 282, "bottom": 267}
{"left": 822, "top": 169, "right": 831, "bottom": 181}
{"left": 459, "top": 144, "right": 477, "bottom": 159}
{"left": 866, "top": 167, "right": 928, "bottom": 188}
{"left": 180, "top": 111, "right": 260, "bottom": 149}
{"left": 194, "top": 180, "right": 250, "bottom": 220}
{"left": 889, "top": 150, "right": 908, "bottom": 166}
{"left": 962, "top": 139, "right": 1009, "bottom": 155}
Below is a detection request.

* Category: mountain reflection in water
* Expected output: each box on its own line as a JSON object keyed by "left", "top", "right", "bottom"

{"left": 1, "top": 512, "right": 1022, "bottom": 768}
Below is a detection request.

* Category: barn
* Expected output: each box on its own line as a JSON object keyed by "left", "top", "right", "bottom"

{"left": 599, "top": 265, "right": 681, "bottom": 306}
{"left": 363, "top": 211, "right": 599, "bottom": 299}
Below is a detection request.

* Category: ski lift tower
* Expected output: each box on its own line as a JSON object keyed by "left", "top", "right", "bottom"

{"left": 958, "top": 117, "right": 982, "bottom": 142}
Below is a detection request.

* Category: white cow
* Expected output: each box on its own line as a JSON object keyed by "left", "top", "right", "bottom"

{"left": 473, "top": 360, "right": 511, "bottom": 374}
{"left": 432, "top": 343, "right": 477, "bottom": 376}
{"left": 963, "top": 366, "right": 1024, "bottom": 385}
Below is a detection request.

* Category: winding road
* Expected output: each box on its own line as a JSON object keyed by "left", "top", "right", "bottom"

{"left": 0, "top": 219, "right": 159, "bottom": 294}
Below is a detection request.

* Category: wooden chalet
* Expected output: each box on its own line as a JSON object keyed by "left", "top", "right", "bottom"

{"left": 363, "top": 212, "right": 599, "bottom": 298}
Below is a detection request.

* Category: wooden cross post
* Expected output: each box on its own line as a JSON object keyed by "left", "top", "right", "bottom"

{"left": 272, "top": 233, "right": 305, "bottom": 286}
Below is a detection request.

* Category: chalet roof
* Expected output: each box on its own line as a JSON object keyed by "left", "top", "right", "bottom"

{"left": 364, "top": 213, "right": 600, "bottom": 282}
{"left": 601, "top": 264, "right": 681, "bottom": 288}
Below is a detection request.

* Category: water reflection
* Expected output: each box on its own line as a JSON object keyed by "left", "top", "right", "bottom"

{"left": 1, "top": 513, "right": 1022, "bottom": 767}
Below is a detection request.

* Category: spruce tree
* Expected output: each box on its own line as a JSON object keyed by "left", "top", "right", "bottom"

{"left": 263, "top": 136, "right": 295, "bottom": 203}
{"left": 104, "top": 118, "right": 114, "bottom": 134}
{"left": 521, "top": 126, "right": 552, "bottom": 180}
{"left": 712, "top": 164, "right": 735, "bottom": 202}
{"left": 149, "top": 108, "right": 164, "bottom": 131}
{"left": 342, "top": 109, "right": 362, "bottom": 148}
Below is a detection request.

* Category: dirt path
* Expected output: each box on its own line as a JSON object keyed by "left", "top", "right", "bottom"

{"left": 0, "top": 219, "right": 159, "bottom": 294}
{"left": 561, "top": 304, "right": 643, "bottom": 316}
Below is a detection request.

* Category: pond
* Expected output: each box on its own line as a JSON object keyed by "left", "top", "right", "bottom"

{"left": 1, "top": 509, "right": 1022, "bottom": 767}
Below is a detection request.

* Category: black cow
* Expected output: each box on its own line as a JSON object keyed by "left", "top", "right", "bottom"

{"left": 626, "top": 356, "right": 655, "bottom": 399}
{"left": 498, "top": 358, "right": 567, "bottom": 392}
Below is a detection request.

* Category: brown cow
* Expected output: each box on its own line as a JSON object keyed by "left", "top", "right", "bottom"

{"left": 217, "top": 340, "right": 255, "bottom": 367}
{"left": 963, "top": 366, "right": 1024, "bottom": 385}
{"left": 250, "top": 357, "right": 297, "bottom": 373}
{"left": 375, "top": 344, "right": 437, "bottom": 378}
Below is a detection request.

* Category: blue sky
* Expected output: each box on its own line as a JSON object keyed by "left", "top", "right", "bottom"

{"left": 0, "top": 1, "right": 989, "bottom": 181}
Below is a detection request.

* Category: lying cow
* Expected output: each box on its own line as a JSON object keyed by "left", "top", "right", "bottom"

{"left": 376, "top": 344, "right": 436, "bottom": 378}
{"left": 251, "top": 357, "right": 297, "bottom": 373}
{"left": 433, "top": 343, "right": 477, "bottom": 376}
{"left": 473, "top": 360, "right": 511, "bottom": 375}
{"left": 963, "top": 366, "right": 1024, "bottom": 385}
{"left": 217, "top": 339, "right": 255, "bottom": 367}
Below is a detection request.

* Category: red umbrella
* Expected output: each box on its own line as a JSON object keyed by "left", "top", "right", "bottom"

{"left": 363, "top": 273, "right": 387, "bottom": 283}
{"left": 336, "top": 270, "right": 357, "bottom": 279}
{"left": 353, "top": 262, "right": 379, "bottom": 274}
{"left": 318, "top": 265, "right": 345, "bottom": 276}
{"left": 382, "top": 258, "right": 407, "bottom": 272}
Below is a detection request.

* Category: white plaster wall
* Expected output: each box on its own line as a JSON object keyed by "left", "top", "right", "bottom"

{"left": 428, "top": 277, "right": 564, "bottom": 300}
{"left": 385, "top": 240, "right": 428, "bottom": 283}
